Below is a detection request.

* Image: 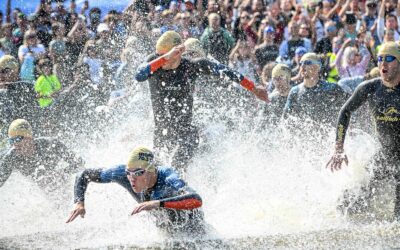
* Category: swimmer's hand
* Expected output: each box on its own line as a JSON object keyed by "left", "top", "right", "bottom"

{"left": 131, "top": 200, "right": 160, "bottom": 215}
{"left": 252, "top": 86, "right": 269, "bottom": 102}
{"left": 66, "top": 202, "right": 86, "bottom": 223}
{"left": 163, "top": 45, "right": 185, "bottom": 61}
{"left": 326, "top": 145, "right": 349, "bottom": 172}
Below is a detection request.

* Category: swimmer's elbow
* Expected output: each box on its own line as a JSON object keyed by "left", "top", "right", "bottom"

{"left": 135, "top": 65, "right": 151, "bottom": 82}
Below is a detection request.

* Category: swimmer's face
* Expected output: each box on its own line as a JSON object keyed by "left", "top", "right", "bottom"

{"left": 379, "top": 54, "right": 400, "bottom": 83}
{"left": 272, "top": 76, "right": 290, "bottom": 93}
{"left": 8, "top": 135, "right": 31, "bottom": 153}
{"left": 126, "top": 168, "right": 149, "bottom": 193}
{"left": 300, "top": 61, "right": 320, "bottom": 80}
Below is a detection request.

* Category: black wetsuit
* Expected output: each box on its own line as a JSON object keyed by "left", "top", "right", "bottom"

{"left": 335, "top": 78, "right": 400, "bottom": 217}
{"left": 263, "top": 91, "right": 288, "bottom": 125}
{"left": 283, "top": 80, "right": 349, "bottom": 125}
{"left": 0, "top": 137, "right": 83, "bottom": 191}
{"left": 136, "top": 55, "right": 250, "bottom": 171}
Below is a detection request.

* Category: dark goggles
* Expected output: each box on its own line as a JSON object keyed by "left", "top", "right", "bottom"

{"left": 377, "top": 55, "right": 397, "bottom": 63}
{"left": 300, "top": 60, "right": 319, "bottom": 66}
{"left": 0, "top": 68, "right": 11, "bottom": 74}
{"left": 126, "top": 169, "right": 146, "bottom": 177}
{"left": 8, "top": 135, "right": 24, "bottom": 145}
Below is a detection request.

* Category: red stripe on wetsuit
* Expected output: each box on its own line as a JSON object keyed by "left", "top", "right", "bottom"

{"left": 150, "top": 57, "right": 168, "bottom": 73}
{"left": 159, "top": 193, "right": 202, "bottom": 210}
{"left": 240, "top": 77, "right": 255, "bottom": 91}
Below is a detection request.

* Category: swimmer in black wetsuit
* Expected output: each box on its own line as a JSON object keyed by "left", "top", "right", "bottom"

{"left": 263, "top": 64, "right": 292, "bottom": 125}
{"left": 327, "top": 42, "right": 400, "bottom": 219}
{"left": 135, "top": 31, "right": 268, "bottom": 172}
{"left": 66, "top": 147, "right": 204, "bottom": 235}
{"left": 0, "top": 119, "right": 84, "bottom": 192}
{"left": 283, "top": 53, "right": 348, "bottom": 125}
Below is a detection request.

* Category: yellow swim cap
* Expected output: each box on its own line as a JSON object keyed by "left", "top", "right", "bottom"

{"left": 156, "top": 31, "right": 182, "bottom": 54}
{"left": 378, "top": 41, "right": 400, "bottom": 62}
{"left": 184, "top": 38, "right": 205, "bottom": 58}
{"left": 272, "top": 64, "right": 291, "bottom": 79}
{"left": 0, "top": 55, "right": 19, "bottom": 72}
{"left": 8, "top": 119, "right": 33, "bottom": 138}
{"left": 126, "top": 147, "right": 156, "bottom": 172}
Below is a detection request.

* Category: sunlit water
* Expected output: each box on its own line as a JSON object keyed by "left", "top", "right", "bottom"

{"left": 1, "top": 70, "right": 399, "bottom": 249}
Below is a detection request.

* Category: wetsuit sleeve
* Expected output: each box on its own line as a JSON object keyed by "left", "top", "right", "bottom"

{"left": 74, "top": 168, "right": 102, "bottom": 203}
{"left": 335, "top": 81, "right": 374, "bottom": 145}
{"left": 192, "top": 58, "right": 256, "bottom": 91}
{"left": 159, "top": 186, "right": 202, "bottom": 210}
{"left": 135, "top": 54, "right": 167, "bottom": 82}
{"left": 282, "top": 87, "right": 298, "bottom": 119}
{"left": 0, "top": 158, "right": 13, "bottom": 188}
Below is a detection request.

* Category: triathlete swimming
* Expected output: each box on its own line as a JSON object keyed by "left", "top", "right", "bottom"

{"left": 0, "top": 119, "right": 84, "bottom": 192}
{"left": 66, "top": 147, "right": 205, "bottom": 235}
{"left": 135, "top": 31, "right": 268, "bottom": 172}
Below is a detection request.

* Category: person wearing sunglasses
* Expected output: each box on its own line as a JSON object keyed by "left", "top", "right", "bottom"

{"left": 0, "top": 119, "right": 84, "bottom": 191}
{"left": 327, "top": 41, "right": 400, "bottom": 219}
{"left": 283, "top": 52, "right": 348, "bottom": 125}
{"left": 135, "top": 31, "right": 268, "bottom": 173}
{"left": 66, "top": 147, "right": 205, "bottom": 235}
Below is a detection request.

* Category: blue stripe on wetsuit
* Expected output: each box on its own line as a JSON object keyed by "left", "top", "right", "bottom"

{"left": 135, "top": 64, "right": 151, "bottom": 82}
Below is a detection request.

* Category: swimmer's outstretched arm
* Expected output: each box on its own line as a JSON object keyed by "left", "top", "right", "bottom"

{"left": 193, "top": 58, "right": 269, "bottom": 102}
{"left": 66, "top": 168, "right": 102, "bottom": 223}
{"left": 326, "top": 81, "right": 374, "bottom": 172}
{"left": 131, "top": 187, "right": 202, "bottom": 215}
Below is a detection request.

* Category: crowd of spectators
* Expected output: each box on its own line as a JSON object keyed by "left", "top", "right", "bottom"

{"left": 0, "top": 0, "right": 399, "bottom": 142}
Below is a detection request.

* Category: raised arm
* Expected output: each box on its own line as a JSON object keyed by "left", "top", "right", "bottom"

{"left": 377, "top": 0, "right": 386, "bottom": 43}
{"left": 335, "top": 38, "right": 352, "bottom": 77}
{"left": 135, "top": 45, "right": 185, "bottom": 82}
{"left": 357, "top": 44, "right": 371, "bottom": 71}
{"left": 326, "top": 80, "right": 374, "bottom": 171}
